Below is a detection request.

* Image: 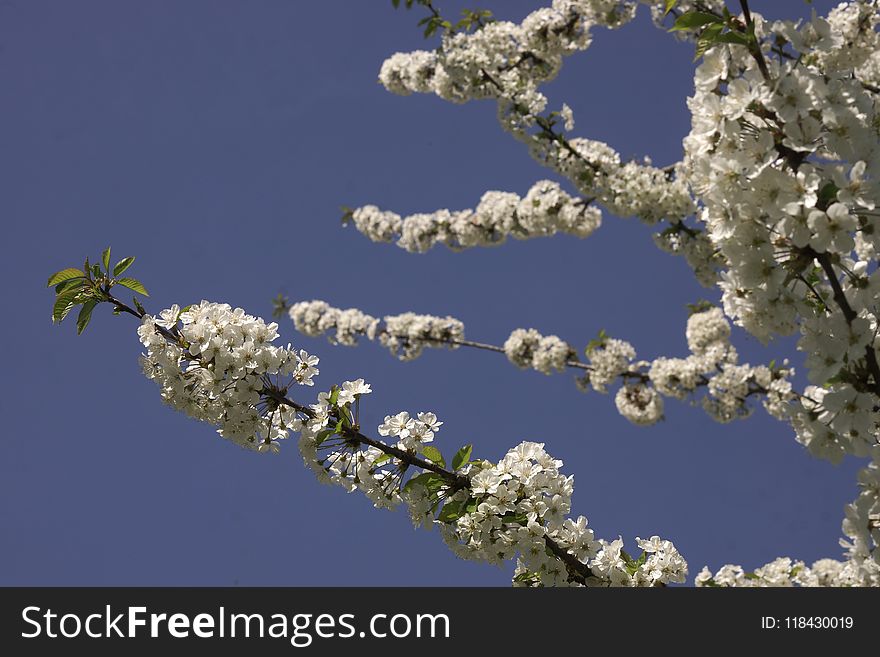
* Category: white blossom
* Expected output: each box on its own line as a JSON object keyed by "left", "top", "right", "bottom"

{"left": 138, "top": 301, "right": 305, "bottom": 451}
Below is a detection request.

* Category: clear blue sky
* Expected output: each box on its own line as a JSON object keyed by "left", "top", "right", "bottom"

{"left": 1, "top": 0, "right": 856, "bottom": 586}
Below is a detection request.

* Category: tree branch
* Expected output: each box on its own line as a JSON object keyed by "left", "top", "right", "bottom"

{"left": 119, "top": 297, "right": 597, "bottom": 585}
{"left": 265, "top": 388, "right": 593, "bottom": 584}
{"left": 739, "top": 0, "right": 771, "bottom": 83}
{"left": 815, "top": 252, "right": 880, "bottom": 396}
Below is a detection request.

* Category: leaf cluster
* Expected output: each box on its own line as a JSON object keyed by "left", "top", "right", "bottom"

{"left": 668, "top": 4, "right": 756, "bottom": 61}
{"left": 47, "top": 247, "right": 148, "bottom": 334}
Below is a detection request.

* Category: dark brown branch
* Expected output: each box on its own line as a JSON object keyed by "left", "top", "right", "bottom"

{"left": 739, "top": 0, "right": 771, "bottom": 83}
{"left": 104, "top": 291, "right": 179, "bottom": 343}
{"left": 544, "top": 536, "right": 590, "bottom": 583}
{"left": 269, "top": 391, "right": 470, "bottom": 487}
{"left": 815, "top": 253, "right": 880, "bottom": 396}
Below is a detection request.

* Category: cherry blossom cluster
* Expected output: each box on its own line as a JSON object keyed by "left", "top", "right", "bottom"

{"left": 697, "top": 447, "right": 879, "bottom": 587}
{"left": 287, "top": 299, "right": 379, "bottom": 347}
{"left": 678, "top": 5, "right": 880, "bottom": 464}
{"left": 349, "top": 180, "right": 602, "bottom": 253}
{"left": 372, "top": 1, "right": 702, "bottom": 278}
{"left": 608, "top": 308, "right": 794, "bottom": 425}
{"left": 378, "top": 1, "right": 700, "bottom": 122}
{"left": 525, "top": 138, "right": 695, "bottom": 224}
{"left": 512, "top": 307, "right": 793, "bottom": 427}
{"left": 696, "top": 558, "right": 864, "bottom": 587}
{"left": 419, "top": 441, "right": 687, "bottom": 587}
{"left": 810, "top": 0, "right": 880, "bottom": 80}
{"left": 503, "top": 328, "right": 577, "bottom": 374}
{"left": 378, "top": 0, "right": 637, "bottom": 105}
{"left": 296, "top": 380, "right": 413, "bottom": 510}
{"left": 787, "top": 384, "right": 879, "bottom": 464}
{"left": 289, "top": 299, "right": 464, "bottom": 361}
{"left": 349, "top": 153, "right": 696, "bottom": 259}
{"left": 683, "top": 9, "right": 880, "bottom": 342}
{"left": 381, "top": 312, "right": 466, "bottom": 360}
{"left": 137, "top": 301, "right": 317, "bottom": 452}
{"left": 653, "top": 222, "right": 722, "bottom": 288}
{"left": 512, "top": 534, "right": 687, "bottom": 587}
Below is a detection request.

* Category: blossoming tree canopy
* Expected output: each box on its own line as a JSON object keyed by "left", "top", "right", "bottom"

{"left": 47, "top": 0, "right": 879, "bottom": 586}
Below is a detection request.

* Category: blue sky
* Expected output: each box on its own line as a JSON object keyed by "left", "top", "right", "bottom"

{"left": 0, "top": 0, "right": 857, "bottom": 586}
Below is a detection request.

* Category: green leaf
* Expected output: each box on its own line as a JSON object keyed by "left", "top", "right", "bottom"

{"left": 817, "top": 181, "right": 839, "bottom": 208}
{"left": 623, "top": 550, "right": 649, "bottom": 576}
{"left": 372, "top": 453, "right": 393, "bottom": 467}
{"left": 315, "top": 429, "right": 335, "bottom": 446}
{"left": 116, "top": 277, "right": 149, "bottom": 296}
{"left": 421, "top": 445, "right": 445, "bottom": 468}
{"left": 452, "top": 444, "right": 472, "bottom": 470}
{"left": 338, "top": 405, "right": 352, "bottom": 428}
{"left": 328, "top": 386, "right": 340, "bottom": 406}
{"left": 54, "top": 278, "right": 85, "bottom": 295}
{"left": 403, "top": 472, "right": 446, "bottom": 496}
{"left": 686, "top": 300, "right": 714, "bottom": 316}
{"left": 664, "top": 0, "right": 678, "bottom": 15}
{"left": 713, "top": 31, "right": 751, "bottom": 46}
{"left": 52, "top": 291, "right": 79, "bottom": 323}
{"left": 437, "top": 499, "right": 463, "bottom": 523}
{"left": 101, "top": 246, "right": 111, "bottom": 272}
{"left": 47, "top": 268, "right": 84, "bottom": 287}
{"left": 694, "top": 22, "right": 724, "bottom": 60}
{"left": 585, "top": 328, "right": 608, "bottom": 356}
{"left": 133, "top": 297, "right": 146, "bottom": 316}
{"left": 513, "top": 571, "right": 540, "bottom": 584}
{"left": 76, "top": 299, "right": 97, "bottom": 335}
{"left": 500, "top": 512, "right": 528, "bottom": 525}
{"left": 669, "top": 11, "right": 721, "bottom": 31}
{"left": 113, "top": 256, "right": 136, "bottom": 277}
{"left": 340, "top": 206, "right": 355, "bottom": 226}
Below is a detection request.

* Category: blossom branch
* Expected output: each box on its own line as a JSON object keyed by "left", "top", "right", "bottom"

{"left": 287, "top": 299, "right": 795, "bottom": 428}
{"left": 266, "top": 388, "right": 470, "bottom": 488}
{"left": 269, "top": 388, "right": 595, "bottom": 584}
{"left": 53, "top": 273, "right": 618, "bottom": 586}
